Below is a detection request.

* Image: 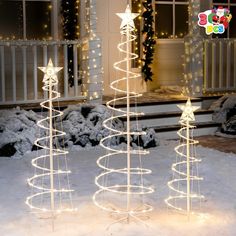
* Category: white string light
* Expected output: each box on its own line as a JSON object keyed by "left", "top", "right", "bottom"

{"left": 82, "top": 0, "right": 103, "bottom": 101}
{"left": 93, "top": 5, "right": 154, "bottom": 223}
{"left": 165, "top": 98, "right": 204, "bottom": 219}
{"left": 26, "top": 59, "right": 77, "bottom": 229}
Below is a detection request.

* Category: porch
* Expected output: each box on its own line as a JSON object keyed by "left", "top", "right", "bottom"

{"left": 0, "top": 37, "right": 235, "bottom": 109}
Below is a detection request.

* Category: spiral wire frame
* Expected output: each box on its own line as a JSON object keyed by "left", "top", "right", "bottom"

{"left": 165, "top": 101, "right": 204, "bottom": 217}
{"left": 26, "top": 60, "right": 76, "bottom": 219}
{"left": 93, "top": 6, "right": 154, "bottom": 222}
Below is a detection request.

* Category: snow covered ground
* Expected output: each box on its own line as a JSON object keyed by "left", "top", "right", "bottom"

{"left": 0, "top": 141, "right": 236, "bottom": 236}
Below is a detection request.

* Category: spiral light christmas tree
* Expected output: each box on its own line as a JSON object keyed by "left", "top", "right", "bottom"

{"left": 165, "top": 98, "right": 204, "bottom": 219}
{"left": 93, "top": 5, "right": 154, "bottom": 223}
{"left": 26, "top": 59, "right": 76, "bottom": 229}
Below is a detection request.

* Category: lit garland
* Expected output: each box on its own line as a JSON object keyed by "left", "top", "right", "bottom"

{"left": 165, "top": 98, "right": 204, "bottom": 218}
{"left": 61, "top": 0, "right": 80, "bottom": 87}
{"left": 141, "top": 0, "right": 156, "bottom": 82}
{"left": 93, "top": 5, "right": 154, "bottom": 223}
{"left": 26, "top": 59, "right": 76, "bottom": 229}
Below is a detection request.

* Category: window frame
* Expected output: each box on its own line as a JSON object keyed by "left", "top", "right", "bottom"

{"left": 211, "top": 0, "right": 236, "bottom": 38}
{"left": 154, "top": 0, "right": 189, "bottom": 39}
{"left": 7, "top": 0, "right": 58, "bottom": 40}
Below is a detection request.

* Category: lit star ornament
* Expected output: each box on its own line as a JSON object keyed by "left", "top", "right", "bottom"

{"left": 116, "top": 5, "right": 139, "bottom": 29}
{"left": 178, "top": 98, "right": 200, "bottom": 122}
{"left": 38, "top": 59, "right": 63, "bottom": 81}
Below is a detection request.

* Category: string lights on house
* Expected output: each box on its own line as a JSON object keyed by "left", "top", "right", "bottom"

{"left": 93, "top": 5, "right": 154, "bottom": 223}
{"left": 82, "top": 0, "right": 103, "bottom": 101}
{"left": 183, "top": 0, "right": 203, "bottom": 97}
{"left": 61, "top": 0, "right": 80, "bottom": 87}
{"left": 25, "top": 59, "right": 76, "bottom": 229}
{"left": 165, "top": 98, "right": 204, "bottom": 218}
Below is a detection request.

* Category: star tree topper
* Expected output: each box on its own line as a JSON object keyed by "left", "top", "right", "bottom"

{"left": 116, "top": 5, "right": 139, "bottom": 29}
{"left": 38, "top": 59, "right": 63, "bottom": 81}
{"left": 178, "top": 98, "right": 200, "bottom": 122}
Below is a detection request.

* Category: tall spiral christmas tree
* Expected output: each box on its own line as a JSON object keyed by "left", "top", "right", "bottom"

{"left": 165, "top": 98, "right": 204, "bottom": 219}
{"left": 93, "top": 5, "right": 154, "bottom": 223}
{"left": 26, "top": 59, "right": 76, "bottom": 229}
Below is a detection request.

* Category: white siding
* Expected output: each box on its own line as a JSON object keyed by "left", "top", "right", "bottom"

{"left": 96, "top": 0, "right": 131, "bottom": 95}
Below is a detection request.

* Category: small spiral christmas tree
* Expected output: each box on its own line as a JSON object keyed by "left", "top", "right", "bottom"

{"left": 26, "top": 59, "right": 76, "bottom": 229}
{"left": 93, "top": 5, "right": 154, "bottom": 223}
{"left": 165, "top": 98, "right": 204, "bottom": 218}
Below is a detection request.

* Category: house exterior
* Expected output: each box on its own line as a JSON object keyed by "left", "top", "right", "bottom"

{"left": 0, "top": 0, "right": 235, "bottom": 106}
{"left": 97, "top": 0, "right": 236, "bottom": 96}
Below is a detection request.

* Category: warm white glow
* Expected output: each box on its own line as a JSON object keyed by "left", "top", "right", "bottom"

{"left": 177, "top": 98, "right": 200, "bottom": 122}
{"left": 116, "top": 5, "right": 139, "bottom": 29}
{"left": 26, "top": 59, "right": 77, "bottom": 222}
{"left": 165, "top": 98, "right": 204, "bottom": 218}
{"left": 93, "top": 5, "right": 153, "bottom": 223}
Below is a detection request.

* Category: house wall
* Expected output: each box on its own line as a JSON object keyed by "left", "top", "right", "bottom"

{"left": 96, "top": 0, "right": 128, "bottom": 95}
{"left": 149, "top": 40, "right": 184, "bottom": 91}
{"left": 95, "top": 0, "right": 185, "bottom": 95}
{"left": 95, "top": 0, "right": 214, "bottom": 96}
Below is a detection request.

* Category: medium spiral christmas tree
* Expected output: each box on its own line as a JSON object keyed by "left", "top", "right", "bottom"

{"left": 26, "top": 59, "right": 76, "bottom": 229}
{"left": 165, "top": 98, "right": 204, "bottom": 218}
{"left": 93, "top": 5, "right": 154, "bottom": 223}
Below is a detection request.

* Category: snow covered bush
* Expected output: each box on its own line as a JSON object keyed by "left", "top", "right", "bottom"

{"left": 55, "top": 104, "right": 123, "bottom": 148}
{"left": 211, "top": 95, "right": 236, "bottom": 135}
{"left": 0, "top": 108, "right": 44, "bottom": 157}
{"left": 0, "top": 104, "right": 158, "bottom": 157}
{"left": 55, "top": 104, "right": 158, "bottom": 149}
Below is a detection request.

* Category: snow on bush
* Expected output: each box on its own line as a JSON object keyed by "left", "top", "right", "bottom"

{"left": 0, "top": 108, "right": 44, "bottom": 157}
{"left": 55, "top": 104, "right": 158, "bottom": 149}
{"left": 0, "top": 104, "right": 158, "bottom": 157}
{"left": 211, "top": 94, "right": 236, "bottom": 135}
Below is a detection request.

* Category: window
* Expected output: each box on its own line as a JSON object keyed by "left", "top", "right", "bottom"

{"left": 0, "top": 0, "right": 53, "bottom": 40}
{"left": 212, "top": 0, "right": 236, "bottom": 38}
{"left": 155, "top": 0, "right": 189, "bottom": 39}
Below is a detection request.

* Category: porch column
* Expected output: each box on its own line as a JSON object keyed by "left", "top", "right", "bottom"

{"left": 81, "top": 0, "right": 103, "bottom": 103}
{"left": 183, "top": 0, "right": 203, "bottom": 97}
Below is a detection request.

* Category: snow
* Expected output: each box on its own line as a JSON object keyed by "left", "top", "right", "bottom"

{"left": 58, "top": 104, "right": 158, "bottom": 149}
{"left": 0, "top": 141, "right": 236, "bottom": 235}
{"left": 0, "top": 108, "right": 44, "bottom": 157}
{"left": 0, "top": 105, "right": 158, "bottom": 158}
{"left": 210, "top": 95, "right": 236, "bottom": 136}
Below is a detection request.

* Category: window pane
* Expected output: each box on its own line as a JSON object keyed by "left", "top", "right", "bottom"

{"left": 213, "top": 0, "right": 228, "bottom": 3}
{"left": 229, "top": 6, "right": 236, "bottom": 37}
{"left": 0, "top": 1, "right": 23, "bottom": 39}
{"left": 175, "top": 5, "right": 188, "bottom": 38}
{"left": 26, "top": 2, "right": 52, "bottom": 40}
{"left": 155, "top": 4, "right": 173, "bottom": 38}
{"left": 230, "top": 0, "right": 236, "bottom": 3}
